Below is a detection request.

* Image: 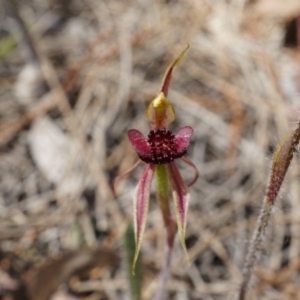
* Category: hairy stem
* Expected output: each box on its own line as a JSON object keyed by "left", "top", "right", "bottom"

{"left": 237, "top": 198, "right": 273, "bottom": 300}
{"left": 153, "top": 217, "right": 176, "bottom": 300}
{"left": 237, "top": 123, "right": 300, "bottom": 299}
{"left": 153, "top": 240, "right": 172, "bottom": 300}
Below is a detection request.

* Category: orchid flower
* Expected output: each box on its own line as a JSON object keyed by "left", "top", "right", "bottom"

{"left": 114, "top": 45, "right": 198, "bottom": 273}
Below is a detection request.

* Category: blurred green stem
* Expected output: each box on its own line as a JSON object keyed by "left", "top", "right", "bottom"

{"left": 3, "top": 0, "right": 40, "bottom": 64}
{"left": 124, "top": 223, "right": 143, "bottom": 300}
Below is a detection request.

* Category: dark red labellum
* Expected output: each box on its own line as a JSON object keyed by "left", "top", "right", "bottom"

{"left": 146, "top": 128, "right": 186, "bottom": 164}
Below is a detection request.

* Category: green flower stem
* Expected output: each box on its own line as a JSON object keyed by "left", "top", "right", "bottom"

{"left": 154, "top": 164, "right": 176, "bottom": 300}
{"left": 155, "top": 164, "right": 171, "bottom": 227}
{"left": 155, "top": 164, "right": 177, "bottom": 247}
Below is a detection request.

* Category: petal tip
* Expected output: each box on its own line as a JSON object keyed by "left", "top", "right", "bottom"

{"left": 178, "top": 224, "right": 191, "bottom": 266}
{"left": 131, "top": 247, "right": 139, "bottom": 275}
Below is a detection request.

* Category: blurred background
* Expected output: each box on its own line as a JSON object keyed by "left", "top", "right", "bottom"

{"left": 1, "top": 0, "right": 300, "bottom": 299}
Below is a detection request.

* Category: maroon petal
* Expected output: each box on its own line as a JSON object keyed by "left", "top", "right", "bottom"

{"left": 175, "top": 126, "right": 193, "bottom": 155}
{"left": 166, "top": 161, "right": 190, "bottom": 262}
{"left": 180, "top": 156, "right": 199, "bottom": 187}
{"left": 128, "top": 129, "right": 152, "bottom": 162}
{"left": 132, "top": 164, "right": 155, "bottom": 273}
{"left": 112, "top": 160, "right": 142, "bottom": 196}
{"left": 160, "top": 44, "right": 190, "bottom": 96}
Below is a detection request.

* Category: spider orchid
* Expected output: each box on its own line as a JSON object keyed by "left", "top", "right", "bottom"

{"left": 113, "top": 45, "right": 198, "bottom": 272}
